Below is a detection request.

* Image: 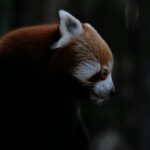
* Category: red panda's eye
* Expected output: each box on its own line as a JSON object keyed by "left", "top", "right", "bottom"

{"left": 101, "top": 69, "right": 108, "bottom": 79}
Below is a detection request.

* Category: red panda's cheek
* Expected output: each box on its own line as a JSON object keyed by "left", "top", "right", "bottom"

{"left": 72, "top": 60, "right": 101, "bottom": 82}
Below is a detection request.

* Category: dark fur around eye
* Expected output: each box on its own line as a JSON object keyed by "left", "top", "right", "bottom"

{"left": 88, "top": 72, "right": 100, "bottom": 83}
{"left": 102, "top": 69, "right": 108, "bottom": 77}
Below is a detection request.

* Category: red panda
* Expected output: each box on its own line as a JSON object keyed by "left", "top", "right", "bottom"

{"left": 0, "top": 10, "right": 115, "bottom": 150}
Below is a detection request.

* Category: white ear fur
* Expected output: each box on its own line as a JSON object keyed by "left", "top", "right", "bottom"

{"left": 53, "top": 10, "right": 83, "bottom": 48}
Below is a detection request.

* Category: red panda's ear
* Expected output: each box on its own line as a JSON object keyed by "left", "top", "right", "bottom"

{"left": 53, "top": 10, "right": 83, "bottom": 48}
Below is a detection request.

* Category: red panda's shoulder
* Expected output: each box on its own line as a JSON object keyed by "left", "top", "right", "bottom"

{"left": 0, "top": 24, "right": 59, "bottom": 62}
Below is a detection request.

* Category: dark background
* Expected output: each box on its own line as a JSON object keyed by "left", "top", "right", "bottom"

{"left": 0, "top": 0, "right": 150, "bottom": 150}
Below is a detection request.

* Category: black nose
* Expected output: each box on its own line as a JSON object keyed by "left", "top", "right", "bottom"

{"left": 110, "top": 87, "right": 116, "bottom": 97}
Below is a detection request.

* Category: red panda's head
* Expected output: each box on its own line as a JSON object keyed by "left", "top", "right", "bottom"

{"left": 52, "top": 10, "right": 115, "bottom": 104}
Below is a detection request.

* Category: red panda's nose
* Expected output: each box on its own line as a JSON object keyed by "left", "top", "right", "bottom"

{"left": 109, "top": 86, "right": 116, "bottom": 97}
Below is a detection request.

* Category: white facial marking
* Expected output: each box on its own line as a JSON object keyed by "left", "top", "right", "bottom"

{"left": 73, "top": 61, "right": 101, "bottom": 81}
{"left": 53, "top": 10, "right": 83, "bottom": 48}
{"left": 92, "top": 74, "right": 114, "bottom": 100}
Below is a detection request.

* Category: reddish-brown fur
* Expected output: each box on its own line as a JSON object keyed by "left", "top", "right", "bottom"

{"left": 0, "top": 23, "right": 113, "bottom": 77}
{"left": 48, "top": 23, "right": 113, "bottom": 76}
{"left": 0, "top": 24, "right": 59, "bottom": 64}
{"left": 82, "top": 24, "right": 113, "bottom": 65}
{"left": 54, "top": 24, "right": 113, "bottom": 75}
